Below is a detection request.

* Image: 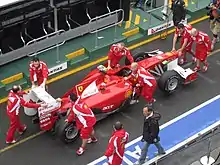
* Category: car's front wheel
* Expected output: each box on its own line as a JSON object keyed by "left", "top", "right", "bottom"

{"left": 57, "top": 117, "right": 79, "bottom": 143}
{"left": 158, "top": 70, "right": 180, "bottom": 94}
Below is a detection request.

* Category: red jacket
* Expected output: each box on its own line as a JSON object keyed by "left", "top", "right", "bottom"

{"left": 104, "top": 129, "right": 129, "bottom": 164}
{"left": 29, "top": 61, "right": 49, "bottom": 82}
{"left": 192, "top": 31, "right": 211, "bottom": 53}
{"left": 175, "top": 24, "right": 193, "bottom": 46}
{"left": 136, "top": 67, "right": 156, "bottom": 87}
{"left": 175, "top": 24, "right": 192, "bottom": 36}
{"left": 108, "top": 44, "right": 134, "bottom": 67}
{"left": 67, "top": 101, "right": 96, "bottom": 129}
{"left": 7, "top": 90, "right": 41, "bottom": 116}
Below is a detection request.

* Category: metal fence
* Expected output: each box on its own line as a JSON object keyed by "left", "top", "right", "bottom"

{"left": 0, "top": 0, "right": 124, "bottom": 65}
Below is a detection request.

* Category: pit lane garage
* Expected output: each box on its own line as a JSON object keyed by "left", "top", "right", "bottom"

{"left": 0, "top": 20, "right": 220, "bottom": 165}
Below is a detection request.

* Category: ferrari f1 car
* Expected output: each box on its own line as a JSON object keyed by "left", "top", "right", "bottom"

{"left": 23, "top": 50, "right": 197, "bottom": 143}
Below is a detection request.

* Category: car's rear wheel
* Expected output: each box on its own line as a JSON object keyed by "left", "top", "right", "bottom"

{"left": 57, "top": 117, "right": 79, "bottom": 143}
{"left": 158, "top": 70, "right": 180, "bottom": 94}
{"left": 125, "top": 52, "right": 150, "bottom": 65}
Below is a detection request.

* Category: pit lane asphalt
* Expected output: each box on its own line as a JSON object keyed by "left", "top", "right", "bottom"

{"left": 0, "top": 20, "right": 220, "bottom": 165}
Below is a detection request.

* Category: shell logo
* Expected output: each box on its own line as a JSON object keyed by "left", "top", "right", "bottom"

{"left": 166, "top": 52, "right": 173, "bottom": 56}
{"left": 125, "top": 90, "right": 132, "bottom": 98}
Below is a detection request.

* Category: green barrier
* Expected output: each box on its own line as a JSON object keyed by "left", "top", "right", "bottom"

{"left": 0, "top": 82, "right": 7, "bottom": 99}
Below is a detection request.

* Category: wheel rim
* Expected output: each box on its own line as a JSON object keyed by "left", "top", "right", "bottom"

{"left": 135, "top": 56, "right": 144, "bottom": 62}
{"left": 65, "top": 124, "right": 78, "bottom": 140}
{"left": 167, "top": 78, "right": 178, "bottom": 91}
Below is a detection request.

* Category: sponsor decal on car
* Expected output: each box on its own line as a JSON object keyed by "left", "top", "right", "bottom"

{"left": 125, "top": 90, "right": 132, "bottom": 98}
{"left": 103, "top": 105, "right": 114, "bottom": 111}
{"left": 48, "top": 62, "right": 68, "bottom": 76}
{"left": 165, "top": 52, "right": 173, "bottom": 56}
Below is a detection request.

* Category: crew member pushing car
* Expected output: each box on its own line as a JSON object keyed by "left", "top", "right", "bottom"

{"left": 29, "top": 57, "right": 49, "bottom": 88}
{"left": 190, "top": 28, "right": 211, "bottom": 72}
{"left": 6, "top": 85, "right": 46, "bottom": 144}
{"left": 59, "top": 95, "right": 98, "bottom": 155}
{"left": 107, "top": 42, "right": 134, "bottom": 70}
{"left": 104, "top": 121, "right": 129, "bottom": 165}
{"left": 125, "top": 62, "right": 157, "bottom": 105}
{"left": 172, "top": 23, "right": 195, "bottom": 64}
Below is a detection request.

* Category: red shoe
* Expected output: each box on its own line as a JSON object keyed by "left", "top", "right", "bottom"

{"left": 6, "top": 139, "right": 17, "bottom": 144}
{"left": 76, "top": 147, "right": 85, "bottom": 156}
{"left": 202, "top": 63, "right": 208, "bottom": 72}
{"left": 193, "top": 66, "right": 200, "bottom": 72}
{"left": 19, "top": 125, "right": 27, "bottom": 135}
{"left": 87, "top": 137, "right": 98, "bottom": 144}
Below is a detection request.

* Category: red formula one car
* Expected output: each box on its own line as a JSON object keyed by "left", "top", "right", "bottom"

{"left": 23, "top": 50, "right": 197, "bottom": 143}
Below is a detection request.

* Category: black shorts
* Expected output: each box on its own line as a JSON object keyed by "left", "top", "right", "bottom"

{"left": 173, "top": 16, "right": 185, "bottom": 26}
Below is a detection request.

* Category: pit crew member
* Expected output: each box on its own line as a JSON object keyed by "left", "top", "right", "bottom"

{"left": 107, "top": 42, "right": 134, "bottom": 70}
{"left": 104, "top": 121, "right": 129, "bottom": 165}
{"left": 172, "top": 23, "right": 195, "bottom": 64}
{"left": 208, "top": 0, "right": 220, "bottom": 50}
{"left": 125, "top": 62, "right": 157, "bottom": 105}
{"left": 171, "top": 0, "right": 186, "bottom": 26}
{"left": 29, "top": 57, "right": 49, "bottom": 88}
{"left": 190, "top": 28, "right": 211, "bottom": 72}
{"left": 58, "top": 95, "right": 97, "bottom": 155}
{"left": 6, "top": 85, "right": 46, "bottom": 144}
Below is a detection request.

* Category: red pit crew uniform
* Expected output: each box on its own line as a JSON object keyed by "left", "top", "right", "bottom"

{"left": 67, "top": 102, "right": 96, "bottom": 139}
{"left": 192, "top": 31, "right": 211, "bottom": 62}
{"left": 104, "top": 129, "right": 129, "bottom": 165}
{"left": 175, "top": 24, "right": 193, "bottom": 54}
{"left": 6, "top": 91, "right": 41, "bottom": 143}
{"left": 129, "top": 67, "right": 157, "bottom": 104}
{"left": 108, "top": 44, "right": 134, "bottom": 68}
{"left": 29, "top": 61, "right": 49, "bottom": 86}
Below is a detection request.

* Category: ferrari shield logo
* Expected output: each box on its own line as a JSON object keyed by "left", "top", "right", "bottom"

{"left": 78, "top": 86, "right": 83, "bottom": 92}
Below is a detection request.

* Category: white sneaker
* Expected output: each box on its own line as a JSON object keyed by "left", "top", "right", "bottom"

{"left": 130, "top": 100, "right": 139, "bottom": 105}
{"left": 6, "top": 139, "right": 17, "bottom": 144}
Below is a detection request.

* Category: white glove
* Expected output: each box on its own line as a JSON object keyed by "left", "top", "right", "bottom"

{"left": 56, "top": 98, "right": 62, "bottom": 102}
{"left": 32, "top": 84, "right": 36, "bottom": 89}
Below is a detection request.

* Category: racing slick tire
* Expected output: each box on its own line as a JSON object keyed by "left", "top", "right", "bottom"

{"left": 57, "top": 117, "right": 79, "bottom": 143}
{"left": 158, "top": 70, "right": 180, "bottom": 94}
{"left": 125, "top": 52, "right": 150, "bottom": 65}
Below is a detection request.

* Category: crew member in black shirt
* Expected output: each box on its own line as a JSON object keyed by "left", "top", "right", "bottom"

{"left": 171, "top": 0, "right": 186, "bottom": 26}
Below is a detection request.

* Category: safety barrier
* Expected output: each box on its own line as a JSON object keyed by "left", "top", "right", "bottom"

{"left": 0, "top": 8, "right": 124, "bottom": 66}
{"left": 26, "top": 30, "right": 66, "bottom": 64}
{"left": 88, "top": 9, "right": 124, "bottom": 48}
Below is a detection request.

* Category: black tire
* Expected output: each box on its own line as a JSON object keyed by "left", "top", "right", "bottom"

{"left": 158, "top": 70, "right": 180, "bottom": 94}
{"left": 57, "top": 117, "right": 79, "bottom": 143}
{"left": 125, "top": 52, "right": 150, "bottom": 65}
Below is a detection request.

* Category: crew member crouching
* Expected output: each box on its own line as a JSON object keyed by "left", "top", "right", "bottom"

{"left": 125, "top": 62, "right": 157, "bottom": 105}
